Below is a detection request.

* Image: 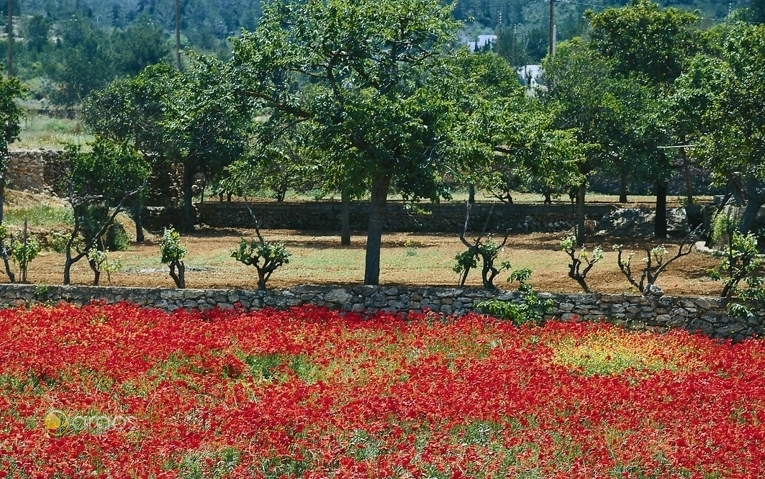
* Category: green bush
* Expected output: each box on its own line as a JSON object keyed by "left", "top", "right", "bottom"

{"left": 476, "top": 268, "right": 553, "bottom": 326}
{"left": 80, "top": 206, "right": 130, "bottom": 251}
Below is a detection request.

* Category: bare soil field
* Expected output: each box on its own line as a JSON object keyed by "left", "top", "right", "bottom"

{"left": 20, "top": 228, "right": 723, "bottom": 297}
{"left": 2, "top": 188, "right": 723, "bottom": 296}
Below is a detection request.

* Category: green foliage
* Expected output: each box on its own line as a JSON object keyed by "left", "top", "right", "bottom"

{"left": 79, "top": 207, "right": 130, "bottom": 252}
{"left": 477, "top": 268, "right": 553, "bottom": 326}
{"left": 43, "top": 14, "right": 115, "bottom": 107}
{"left": 82, "top": 63, "right": 178, "bottom": 156}
{"left": 160, "top": 228, "right": 187, "bottom": 265}
{"left": 560, "top": 235, "right": 603, "bottom": 293}
{"left": 225, "top": 125, "right": 319, "bottom": 203}
{"left": 0, "top": 73, "right": 26, "bottom": 161}
{"left": 159, "top": 227, "right": 187, "bottom": 289}
{"left": 34, "top": 284, "right": 49, "bottom": 301}
{"left": 231, "top": 238, "right": 290, "bottom": 291}
{"left": 7, "top": 234, "right": 40, "bottom": 284}
{"left": 708, "top": 229, "right": 765, "bottom": 316}
{"left": 229, "top": 0, "right": 467, "bottom": 285}
{"left": 586, "top": 0, "right": 702, "bottom": 85}
{"left": 86, "top": 249, "right": 122, "bottom": 286}
{"left": 3, "top": 206, "right": 74, "bottom": 229}
{"left": 677, "top": 23, "right": 765, "bottom": 233}
{"left": 710, "top": 211, "right": 739, "bottom": 246}
{"left": 60, "top": 139, "right": 149, "bottom": 285}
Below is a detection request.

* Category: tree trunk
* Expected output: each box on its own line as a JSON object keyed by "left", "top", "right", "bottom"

{"left": 170, "top": 260, "right": 185, "bottom": 288}
{"left": 0, "top": 171, "right": 4, "bottom": 226}
{"left": 0, "top": 171, "right": 12, "bottom": 283}
{"left": 738, "top": 180, "right": 765, "bottom": 234}
{"left": 468, "top": 184, "right": 476, "bottom": 204}
{"left": 576, "top": 182, "right": 586, "bottom": 246}
{"left": 182, "top": 165, "right": 195, "bottom": 233}
{"left": 341, "top": 188, "right": 351, "bottom": 246}
{"left": 655, "top": 180, "right": 667, "bottom": 239}
{"left": 680, "top": 145, "right": 693, "bottom": 205}
{"left": 89, "top": 259, "right": 101, "bottom": 286}
{"left": 63, "top": 256, "right": 73, "bottom": 285}
{"left": 364, "top": 175, "right": 391, "bottom": 285}
{"left": 133, "top": 202, "right": 144, "bottom": 243}
{"left": 619, "top": 168, "right": 628, "bottom": 203}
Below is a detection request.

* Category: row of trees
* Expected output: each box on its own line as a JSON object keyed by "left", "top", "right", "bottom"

{"left": 2, "top": 0, "right": 765, "bottom": 288}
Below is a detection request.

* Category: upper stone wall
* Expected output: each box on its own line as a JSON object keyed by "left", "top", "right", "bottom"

{"left": 6, "top": 149, "right": 67, "bottom": 195}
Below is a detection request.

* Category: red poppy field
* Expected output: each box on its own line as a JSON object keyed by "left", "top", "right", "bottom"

{"left": 1, "top": 303, "right": 765, "bottom": 478}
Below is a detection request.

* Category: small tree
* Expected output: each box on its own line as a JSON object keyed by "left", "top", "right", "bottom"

{"left": 159, "top": 227, "right": 187, "bottom": 289}
{"left": 708, "top": 230, "right": 764, "bottom": 317}
{"left": 7, "top": 220, "right": 39, "bottom": 284}
{"left": 230, "top": 199, "right": 290, "bottom": 291}
{"left": 454, "top": 203, "right": 510, "bottom": 290}
{"left": 60, "top": 140, "right": 149, "bottom": 285}
{"left": 560, "top": 235, "right": 603, "bottom": 293}
{"left": 613, "top": 227, "right": 700, "bottom": 295}
{"left": 87, "top": 249, "right": 122, "bottom": 286}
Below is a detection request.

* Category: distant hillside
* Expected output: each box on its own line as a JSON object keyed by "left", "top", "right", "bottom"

{"left": 7, "top": 0, "right": 752, "bottom": 54}
{"left": 0, "top": 0, "right": 755, "bottom": 105}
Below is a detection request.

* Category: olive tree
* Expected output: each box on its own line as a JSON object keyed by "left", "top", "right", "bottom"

{"left": 228, "top": 0, "right": 481, "bottom": 285}
{"left": 60, "top": 139, "right": 149, "bottom": 285}
{"left": 0, "top": 71, "right": 25, "bottom": 281}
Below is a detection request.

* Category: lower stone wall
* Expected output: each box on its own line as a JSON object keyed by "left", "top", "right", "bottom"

{"left": 2, "top": 283, "right": 762, "bottom": 341}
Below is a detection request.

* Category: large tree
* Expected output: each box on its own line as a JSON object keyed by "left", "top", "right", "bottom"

{"left": 585, "top": 0, "right": 703, "bottom": 238}
{"left": 165, "top": 53, "right": 249, "bottom": 231}
{"left": 676, "top": 23, "right": 765, "bottom": 234}
{"left": 229, "top": 0, "right": 477, "bottom": 285}
{"left": 82, "top": 64, "right": 178, "bottom": 241}
{"left": 448, "top": 51, "right": 581, "bottom": 205}
{"left": 45, "top": 14, "right": 115, "bottom": 107}
{"left": 0, "top": 71, "right": 25, "bottom": 281}
{"left": 0, "top": 71, "right": 24, "bottom": 225}
{"left": 542, "top": 40, "right": 626, "bottom": 245}
{"left": 84, "top": 58, "right": 248, "bottom": 232}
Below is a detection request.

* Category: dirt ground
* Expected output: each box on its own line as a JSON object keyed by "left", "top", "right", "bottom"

{"left": 3, "top": 188, "right": 723, "bottom": 296}
{"left": 20, "top": 227, "right": 724, "bottom": 297}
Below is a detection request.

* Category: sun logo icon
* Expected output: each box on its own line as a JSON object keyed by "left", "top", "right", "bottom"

{"left": 44, "top": 410, "right": 68, "bottom": 436}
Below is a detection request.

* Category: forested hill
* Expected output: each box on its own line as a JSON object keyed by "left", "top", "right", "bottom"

{"left": 7, "top": 0, "right": 750, "bottom": 50}
{"left": 0, "top": 0, "right": 754, "bottom": 106}
{"left": 455, "top": 0, "right": 747, "bottom": 29}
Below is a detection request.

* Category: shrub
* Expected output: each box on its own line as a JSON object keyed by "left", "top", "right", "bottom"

{"left": 613, "top": 227, "right": 700, "bottom": 296}
{"left": 477, "top": 268, "right": 553, "bottom": 326}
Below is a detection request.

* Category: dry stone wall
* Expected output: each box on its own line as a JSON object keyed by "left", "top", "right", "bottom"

{"left": 6, "top": 149, "right": 68, "bottom": 195}
{"left": 2, "top": 283, "right": 762, "bottom": 341}
{"left": 197, "top": 201, "right": 612, "bottom": 234}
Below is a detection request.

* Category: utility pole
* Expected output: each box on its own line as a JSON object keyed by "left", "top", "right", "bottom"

{"left": 548, "top": 0, "right": 555, "bottom": 58}
{"left": 6, "top": 0, "right": 12, "bottom": 77}
{"left": 175, "top": 0, "right": 181, "bottom": 70}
